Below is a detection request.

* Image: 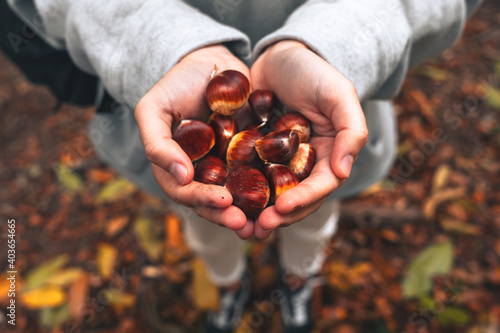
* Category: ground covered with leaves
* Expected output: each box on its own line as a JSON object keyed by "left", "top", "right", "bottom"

{"left": 1, "top": 1, "right": 500, "bottom": 332}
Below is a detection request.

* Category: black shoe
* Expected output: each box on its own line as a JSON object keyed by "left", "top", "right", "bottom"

{"left": 204, "top": 273, "right": 251, "bottom": 333}
{"left": 279, "top": 272, "right": 321, "bottom": 333}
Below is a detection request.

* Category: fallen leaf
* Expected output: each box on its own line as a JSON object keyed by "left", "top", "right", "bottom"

{"left": 402, "top": 241, "right": 454, "bottom": 298}
{"left": 483, "top": 83, "right": 500, "bottom": 109}
{"left": 440, "top": 219, "right": 481, "bottom": 235}
{"left": 437, "top": 306, "right": 470, "bottom": 327}
{"left": 87, "top": 168, "right": 115, "bottom": 183}
{"left": 133, "top": 216, "right": 163, "bottom": 262}
{"left": 432, "top": 165, "right": 451, "bottom": 193}
{"left": 413, "top": 66, "right": 452, "bottom": 81}
{"left": 68, "top": 272, "right": 90, "bottom": 320}
{"left": 24, "top": 254, "right": 70, "bottom": 291}
{"left": 53, "top": 162, "right": 83, "bottom": 193}
{"left": 96, "top": 178, "right": 136, "bottom": 203}
{"left": 192, "top": 257, "right": 219, "bottom": 311}
{"left": 96, "top": 243, "right": 118, "bottom": 280}
{"left": 21, "top": 285, "right": 66, "bottom": 309}
{"left": 423, "top": 187, "right": 465, "bottom": 219}
{"left": 40, "top": 304, "right": 71, "bottom": 330}
{"left": 46, "top": 268, "right": 84, "bottom": 287}
{"left": 105, "top": 216, "right": 129, "bottom": 237}
{"left": 165, "top": 213, "right": 190, "bottom": 265}
{"left": 105, "top": 290, "right": 136, "bottom": 310}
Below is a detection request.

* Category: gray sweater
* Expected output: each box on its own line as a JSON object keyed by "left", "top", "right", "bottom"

{"left": 8, "top": 0, "right": 482, "bottom": 199}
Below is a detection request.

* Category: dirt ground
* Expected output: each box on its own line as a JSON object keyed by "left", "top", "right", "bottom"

{"left": 1, "top": 1, "right": 499, "bottom": 332}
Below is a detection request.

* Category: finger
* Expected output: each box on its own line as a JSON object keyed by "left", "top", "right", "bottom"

{"left": 256, "top": 197, "right": 327, "bottom": 231}
{"left": 135, "top": 96, "right": 194, "bottom": 186}
{"left": 254, "top": 222, "right": 272, "bottom": 239}
{"left": 193, "top": 205, "right": 247, "bottom": 230}
{"left": 321, "top": 78, "right": 368, "bottom": 179}
{"left": 273, "top": 152, "right": 341, "bottom": 215}
{"left": 153, "top": 165, "right": 232, "bottom": 208}
{"left": 234, "top": 220, "right": 255, "bottom": 239}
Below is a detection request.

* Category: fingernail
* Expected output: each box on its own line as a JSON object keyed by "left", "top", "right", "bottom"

{"left": 340, "top": 155, "right": 354, "bottom": 178}
{"left": 169, "top": 162, "right": 187, "bottom": 185}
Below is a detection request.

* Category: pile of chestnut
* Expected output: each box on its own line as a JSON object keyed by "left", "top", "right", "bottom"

{"left": 172, "top": 67, "right": 315, "bottom": 219}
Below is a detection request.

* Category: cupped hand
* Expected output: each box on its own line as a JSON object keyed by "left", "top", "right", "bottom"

{"left": 250, "top": 40, "right": 368, "bottom": 239}
{"left": 135, "top": 45, "right": 252, "bottom": 234}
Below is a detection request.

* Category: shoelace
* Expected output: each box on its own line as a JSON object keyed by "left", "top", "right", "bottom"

{"left": 208, "top": 277, "right": 250, "bottom": 329}
{"left": 282, "top": 276, "right": 325, "bottom": 327}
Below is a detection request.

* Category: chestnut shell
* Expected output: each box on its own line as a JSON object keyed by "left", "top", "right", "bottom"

{"left": 226, "top": 129, "right": 262, "bottom": 169}
{"left": 225, "top": 165, "right": 270, "bottom": 219}
{"left": 272, "top": 111, "right": 311, "bottom": 143}
{"left": 255, "top": 129, "right": 300, "bottom": 164}
{"left": 288, "top": 143, "right": 316, "bottom": 181}
{"left": 172, "top": 120, "right": 215, "bottom": 161}
{"left": 206, "top": 69, "right": 251, "bottom": 116}
{"left": 194, "top": 155, "right": 228, "bottom": 185}
{"left": 263, "top": 164, "right": 299, "bottom": 204}
{"left": 207, "top": 113, "right": 238, "bottom": 160}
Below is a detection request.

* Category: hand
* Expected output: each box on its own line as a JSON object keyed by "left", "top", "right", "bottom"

{"left": 135, "top": 45, "right": 253, "bottom": 238}
{"left": 250, "top": 40, "right": 368, "bottom": 239}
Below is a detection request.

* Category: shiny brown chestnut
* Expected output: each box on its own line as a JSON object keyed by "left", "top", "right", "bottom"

{"left": 207, "top": 113, "right": 239, "bottom": 159}
{"left": 248, "top": 90, "right": 275, "bottom": 127}
{"left": 226, "top": 129, "right": 262, "bottom": 169}
{"left": 225, "top": 165, "right": 270, "bottom": 219}
{"left": 288, "top": 143, "right": 316, "bottom": 181}
{"left": 255, "top": 129, "right": 300, "bottom": 164}
{"left": 194, "top": 155, "right": 228, "bottom": 186}
{"left": 263, "top": 164, "right": 299, "bottom": 204}
{"left": 172, "top": 119, "right": 215, "bottom": 161}
{"left": 206, "top": 68, "right": 251, "bottom": 116}
{"left": 272, "top": 111, "right": 311, "bottom": 143}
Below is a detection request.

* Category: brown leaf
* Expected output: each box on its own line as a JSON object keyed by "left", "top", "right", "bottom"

{"left": 68, "top": 272, "right": 90, "bottom": 320}
{"left": 423, "top": 187, "right": 466, "bottom": 219}
{"left": 96, "top": 243, "right": 118, "bottom": 280}
{"left": 432, "top": 164, "right": 451, "bottom": 193}
{"left": 105, "top": 216, "right": 129, "bottom": 238}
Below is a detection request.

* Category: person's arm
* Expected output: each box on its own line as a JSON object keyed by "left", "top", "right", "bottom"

{"left": 7, "top": 0, "right": 251, "bottom": 109}
{"left": 249, "top": 0, "right": 482, "bottom": 237}
{"left": 253, "top": 0, "right": 482, "bottom": 102}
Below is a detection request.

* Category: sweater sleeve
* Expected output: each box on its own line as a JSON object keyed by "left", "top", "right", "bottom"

{"left": 7, "top": 0, "right": 252, "bottom": 109}
{"left": 253, "top": 0, "right": 483, "bottom": 101}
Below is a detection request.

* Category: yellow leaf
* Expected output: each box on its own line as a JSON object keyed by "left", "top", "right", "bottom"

{"left": 133, "top": 216, "right": 163, "bottom": 262}
{"left": 432, "top": 165, "right": 451, "bottom": 193}
{"left": 96, "top": 178, "right": 136, "bottom": 203}
{"left": 192, "top": 257, "right": 219, "bottom": 311}
{"left": 107, "top": 291, "right": 136, "bottom": 308}
{"left": 21, "top": 285, "right": 66, "bottom": 309}
{"left": 423, "top": 187, "right": 465, "bottom": 219}
{"left": 53, "top": 162, "right": 83, "bottom": 193}
{"left": 46, "top": 268, "right": 84, "bottom": 287}
{"left": 96, "top": 243, "right": 118, "bottom": 280}
{"left": 25, "top": 254, "right": 70, "bottom": 291}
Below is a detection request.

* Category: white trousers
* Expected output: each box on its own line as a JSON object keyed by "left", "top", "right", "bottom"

{"left": 179, "top": 200, "right": 340, "bottom": 286}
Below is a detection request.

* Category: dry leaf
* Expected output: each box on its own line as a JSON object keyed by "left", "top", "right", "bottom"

{"left": 165, "top": 213, "right": 190, "bottom": 265}
{"left": 46, "top": 268, "right": 84, "bottom": 287}
{"left": 192, "top": 257, "right": 219, "bottom": 311}
{"left": 440, "top": 219, "right": 480, "bottom": 235}
{"left": 133, "top": 216, "right": 163, "bottom": 262}
{"left": 68, "top": 273, "right": 90, "bottom": 320}
{"left": 24, "top": 254, "right": 70, "bottom": 291}
{"left": 105, "top": 216, "right": 129, "bottom": 237}
{"left": 96, "top": 178, "right": 136, "bottom": 203}
{"left": 96, "top": 243, "right": 118, "bottom": 280}
{"left": 423, "top": 187, "right": 465, "bottom": 219}
{"left": 432, "top": 165, "right": 451, "bottom": 193}
{"left": 21, "top": 285, "right": 66, "bottom": 309}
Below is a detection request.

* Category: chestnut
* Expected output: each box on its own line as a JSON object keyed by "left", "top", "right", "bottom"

{"left": 263, "top": 164, "right": 299, "bottom": 204}
{"left": 272, "top": 111, "right": 311, "bottom": 143}
{"left": 172, "top": 119, "right": 215, "bottom": 161}
{"left": 207, "top": 113, "right": 239, "bottom": 159}
{"left": 255, "top": 129, "right": 300, "bottom": 164}
{"left": 225, "top": 165, "right": 270, "bottom": 219}
{"left": 194, "top": 155, "right": 228, "bottom": 186}
{"left": 288, "top": 143, "right": 316, "bottom": 181}
{"left": 206, "top": 68, "right": 251, "bottom": 116}
{"left": 226, "top": 129, "right": 262, "bottom": 169}
{"left": 248, "top": 90, "right": 275, "bottom": 127}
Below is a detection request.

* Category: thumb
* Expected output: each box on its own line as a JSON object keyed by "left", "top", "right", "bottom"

{"left": 135, "top": 98, "right": 194, "bottom": 185}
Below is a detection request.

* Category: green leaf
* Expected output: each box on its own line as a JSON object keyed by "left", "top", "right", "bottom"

{"left": 437, "top": 307, "right": 470, "bottom": 327}
{"left": 133, "top": 216, "right": 163, "bottom": 261}
{"left": 413, "top": 66, "right": 452, "bottom": 81}
{"left": 53, "top": 163, "right": 83, "bottom": 193}
{"left": 24, "top": 254, "right": 70, "bottom": 291}
{"left": 483, "top": 83, "right": 500, "bottom": 109}
{"left": 40, "top": 304, "right": 71, "bottom": 330}
{"left": 402, "top": 241, "right": 454, "bottom": 298}
{"left": 96, "top": 178, "right": 136, "bottom": 203}
{"left": 494, "top": 62, "right": 500, "bottom": 75}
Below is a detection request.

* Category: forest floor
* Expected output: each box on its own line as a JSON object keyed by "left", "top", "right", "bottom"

{"left": 1, "top": 1, "right": 500, "bottom": 332}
